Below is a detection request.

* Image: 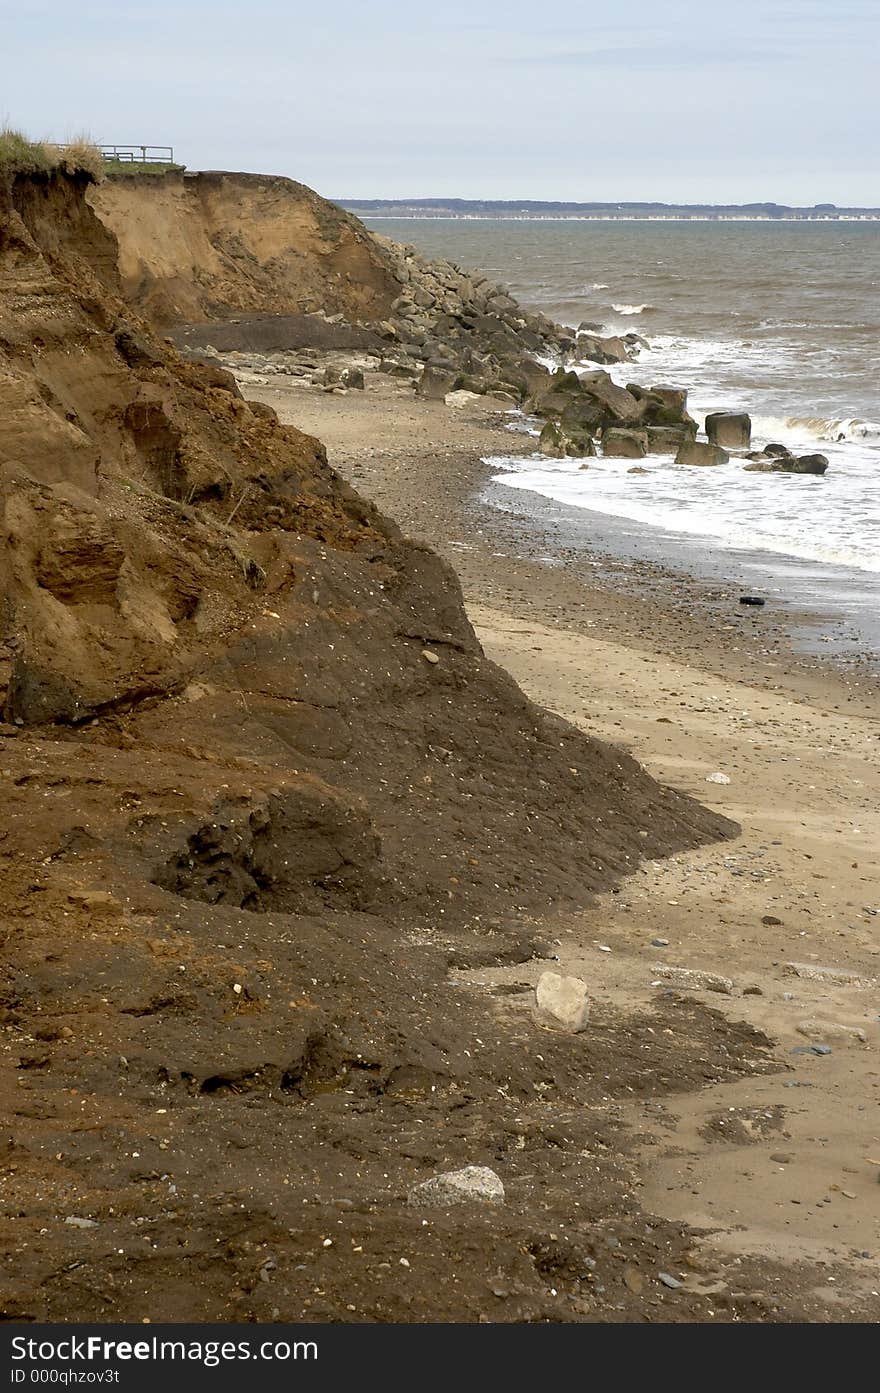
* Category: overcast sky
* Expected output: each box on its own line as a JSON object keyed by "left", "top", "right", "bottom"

{"left": 3, "top": 0, "right": 877, "bottom": 204}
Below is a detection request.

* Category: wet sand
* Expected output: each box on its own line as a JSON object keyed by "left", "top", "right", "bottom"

{"left": 241, "top": 368, "right": 880, "bottom": 1309}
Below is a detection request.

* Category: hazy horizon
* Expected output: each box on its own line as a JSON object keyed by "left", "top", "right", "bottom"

{"left": 4, "top": 1, "right": 878, "bottom": 205}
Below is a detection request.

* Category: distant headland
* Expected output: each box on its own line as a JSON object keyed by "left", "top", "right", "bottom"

{"left": 339, "top": 197, "right": 880, "bottom": 221}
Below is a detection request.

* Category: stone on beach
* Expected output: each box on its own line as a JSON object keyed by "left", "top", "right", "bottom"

{"left": 675, "top": 439, "right": 729, "bottom": 467}
{"left": 539, "top": 419, "right": 595, "bottom": 458}
{"left": 646, "top": 424, "right": 694, "bottom": 453}
{"left": 705, "top": 411, "right": 751, "bottom": 449}
{"left": 743, "top": 453, "right": 828, "bottom": 475}
{"left": 785, "top": 962, "right": 871, "bottom": 987}
{"left": 535, "top": 971, "right": 591, "bottom": 1031}
{"left": 796, "top": 1020, "right": 867, "bottom": 1044}
{"left": 408, "top": 1166, "right": 505, "bottom": 1207}
{"left": 602, "top": 427, "right": 648, "bottom": 459}
{"left": 652, "top": 965, "right": 734, "bottom": 995}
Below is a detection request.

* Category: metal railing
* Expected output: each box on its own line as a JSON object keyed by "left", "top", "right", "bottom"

{"left": 98, "top": 145, "right": 175, "bottom": 164}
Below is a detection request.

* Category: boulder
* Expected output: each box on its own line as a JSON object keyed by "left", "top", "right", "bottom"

{"left": 675, "top": 440, "right": 729, "bottom": 467}
{"left": 792, "top": 453, "right": 829, "bottom": 474}
{"left": 340, "top": 366, "right": 365, "bottom": 390}
{"left": 646, "top": 425, "right": 693, "bottom": 454}
{"left": 539, "top": 420, "right": 595, "bottom": 458}
{"left": 577, "top": 333, "right": 630, "bottom": 365}
{"left": 535, "top": 971, "right": 591, "bottom": 1032}
{"left": 705, "top": 411, "right": 751, "bottom": 449}
{"left": 763, "top": 442, "right": 792, "bottom": 458}
{"left": 743, "top": 454, "right": 828, "bottom": 476}
{"left": 409, "top": 1166, "right": 505, "bottom": 1207}
{"left": 416, "top": 366, "right": 457, "bottom": 400}
{"left": 578, "top": 371, "right": 644, "bottom": 425}
{"left": 602, "top": 428, "right": 648, "bottom": 459}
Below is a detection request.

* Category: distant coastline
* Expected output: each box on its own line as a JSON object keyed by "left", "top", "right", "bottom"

{"left": 339, "top": 198, "right": 880, "bottom": 222}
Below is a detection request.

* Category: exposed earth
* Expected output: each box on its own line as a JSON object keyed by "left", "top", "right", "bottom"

{"left": 0, "top": 167, "right": 877, "bottom": 1325}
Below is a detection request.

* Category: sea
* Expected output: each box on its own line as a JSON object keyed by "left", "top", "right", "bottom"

{"left": 365, "top": 217, "right": 880, "bottom": 659}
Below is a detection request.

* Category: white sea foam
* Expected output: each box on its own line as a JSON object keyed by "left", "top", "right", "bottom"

{"left": 489, "top": 447, "right": 880, "bottom": 574}
{"left": 610, "top": 303, "right": 652, "bottom": 315}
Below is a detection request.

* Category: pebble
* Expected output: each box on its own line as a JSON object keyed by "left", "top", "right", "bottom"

{"left": 651, "top": 938, "right": 669, "bottom": 948}
{"left": 421, "top": 649, "right": 440, "bottom": 665}
{"left": 64, "top": 1216, "right": 98, "bottom": 1229}
{"left": 658, "top": 1272, "right": 682, "bottom": 1289}
{"left": 705, "top": 772, "right": 731, "bottom": 785}
{"left": 408, "top": 1166, "right": 505, "bottom": 1207}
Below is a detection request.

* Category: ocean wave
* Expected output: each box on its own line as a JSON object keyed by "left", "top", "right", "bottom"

{"left": 752, "top": 414, "right": 880, "bottom": 443}
{"left": 611, "top": 303, "right": 653, "bottom": 315}
{"left": 591, "top": 282, "right": 609, "bottom": 290}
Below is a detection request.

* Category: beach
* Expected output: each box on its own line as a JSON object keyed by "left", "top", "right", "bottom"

{"left": 243, "top": 369, "right": 880, "bottom": 1300}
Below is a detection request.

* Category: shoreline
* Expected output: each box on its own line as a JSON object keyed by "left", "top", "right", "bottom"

{"left": 243, "top": 370, "right": 880, "bottom": 713}
{"left": 239, "top": 368, "right": 880, "bottom": 1308}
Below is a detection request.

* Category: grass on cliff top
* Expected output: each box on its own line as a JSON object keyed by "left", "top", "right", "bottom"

{"left": 102, "top": 160, "right": 185, "bottom": 178}
{"left": 0, "top": 128, "right": 105, "bottom": 179}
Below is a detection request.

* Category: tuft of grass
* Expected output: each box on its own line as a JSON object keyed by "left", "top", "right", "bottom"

{"left": 0, "top": 127, "right": 104, "bottom": 180}
{"left": 0, "top": 127, "right": 52, "bottom": 173}
{"left": 47, "top": 134, "right": 105, "bottom": 181}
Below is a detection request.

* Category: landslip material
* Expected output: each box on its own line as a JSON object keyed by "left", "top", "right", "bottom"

{"left": 0, "top": 167, "right": 739, "bottom": 1322}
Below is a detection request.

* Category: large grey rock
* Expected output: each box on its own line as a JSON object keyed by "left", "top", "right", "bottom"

{"left": 676, "top": 439, "right": 728, "bottom": 467}
{"left": 743, "top": 454, "right": 828, "bottom": 475}
{"left": 408, "top": 1166, "right": 505, "bottom": 1207}
{"left": 578, "top": 333, "right": 630, "bottom": 365}
{"left": 647, "top": 425, "right": 693, "bottom": 453}
{"left": 705, "top": 412, "right": 751, "bottom": 449}
{"left": 416, "top": 366, "right": 456, "bottom": 400}
{"left": 539, "top": 420, "right": 595, "bottom": 458}
{"left": 602, "top": 428, "right": 648, "bottom": 459}
{"left": 535, "top": 971, "right": 591, "bottom": 1031}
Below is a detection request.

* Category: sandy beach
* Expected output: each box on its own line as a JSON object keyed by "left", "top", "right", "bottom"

{"left": 244, "top": 367, "right": 880, "bottom": 1308}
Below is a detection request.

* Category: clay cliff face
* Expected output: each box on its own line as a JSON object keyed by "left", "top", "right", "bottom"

{"left": 87, "top": 170, "right": 403, "bottom": 327}
{"left": 0, "top": 170, "right": 739, "bottom": 1322}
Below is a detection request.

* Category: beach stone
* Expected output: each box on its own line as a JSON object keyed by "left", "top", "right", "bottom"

{"left": 796, "top": 1020, "right": 867, "bottom": 1044}
{"left": 628, "top": 466, "right": 649, "bottom": 475}
{"left": 602, "top": 428, "right": 648, "bottom": 459}
{"left": 705, "top": 411, "right": 751, "bottom": 449}
{"left": 646, "top": 425, "right": 693, "bottom": 453}
{"left": 763, "top": 442, "right": 792, "bottom": 458}
{"left": 791, "top": 453, "right": 829, "bottom": 474}
{"left": 340, "top": 367, "right": 364, "bottom": 390}
{"left": 786, "top": 962, "right": 870, "bottom": 987}
{"left": 408, "top": 1166, "right": 505, "bottom": 1207}
{"left": 539, "top": 419, "right": 594, "bottom": 458}
{"left": 675, "top": 439, "right": 728, "bottom": 467}
{"left": 744, "top": 454, "right": 828, "bottom": 476}
{"left": 535, "top": 971, "right": 591, "bottom": 1031}
{"left": 578, "top": 333, "right": 630, "bottom": 365}
{"left": 445, "top": 390, "right": 483, "bottom": 409}
{"left": 705, "top": 771, "right": 731, "bottom": 784}
{"left": 652, "top": 965, "right": 734, "bottom": 995}
{"left": 416, "top": 366, "right": 456, "bottom": 400}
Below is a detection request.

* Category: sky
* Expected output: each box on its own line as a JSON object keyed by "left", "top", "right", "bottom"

{"left": 2, "top": 0, "right": 878, "bottom": 205}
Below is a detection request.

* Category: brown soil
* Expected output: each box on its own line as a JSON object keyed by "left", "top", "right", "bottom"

{"left": 87, "top": 171, "right": 401, "bottom": 328}
{"left": 3, "top": 172, "right": 876, "bottom": 1326}
{"left": 0, "top": 171, "right": 792, "bottom": 1326}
